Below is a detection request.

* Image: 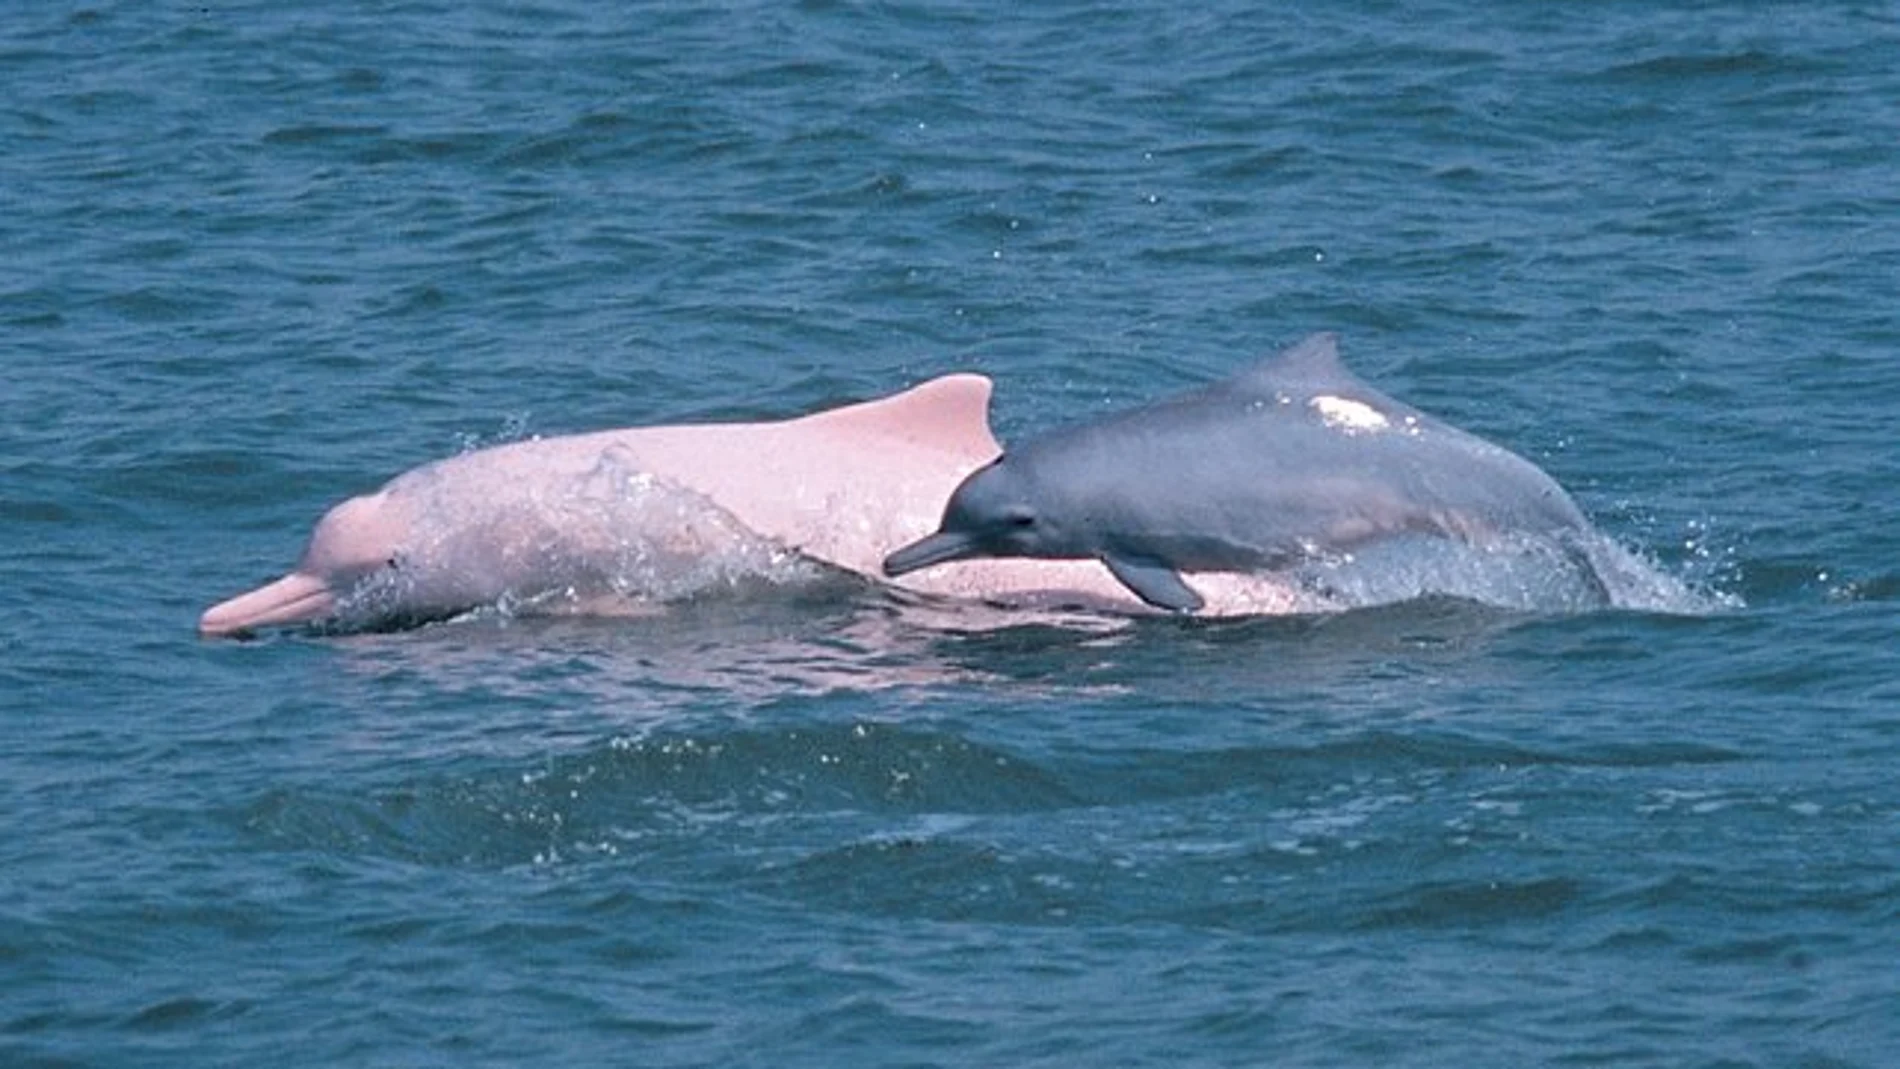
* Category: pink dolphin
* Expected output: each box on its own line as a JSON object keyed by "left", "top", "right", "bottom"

{"left": 199, "top": 374, "right": 1303, "bottom": 637}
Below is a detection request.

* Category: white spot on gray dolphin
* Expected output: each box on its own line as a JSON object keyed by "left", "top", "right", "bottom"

{"left": 1310, "top": 394, "right": 1390, "bottom": 433}
{"left": 882, "top": 332, "right": 1604, "bottom": 613}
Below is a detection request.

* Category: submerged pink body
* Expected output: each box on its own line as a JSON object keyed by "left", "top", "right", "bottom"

{"left": 198, "top": 374, "right": 1300, "bottom": 637}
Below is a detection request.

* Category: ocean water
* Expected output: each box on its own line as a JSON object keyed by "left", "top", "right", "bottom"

{"left": 6, "top": 1, "right": 1900, "bottom": 1065}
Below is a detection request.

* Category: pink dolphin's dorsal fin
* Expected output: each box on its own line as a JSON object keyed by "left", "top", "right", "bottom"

{"left": 795, "top": 373, "right": 1002, "bottom": 460}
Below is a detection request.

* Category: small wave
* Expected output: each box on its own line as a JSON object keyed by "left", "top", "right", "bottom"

{"left": 1727, "top": 556, "right": 1900, "bottom": 607}
{"left": 239, "top": 722, "right": 1082, "bottom": 869}
{"left": 1595, "top": 50, "right": 1815, "bottom": 83}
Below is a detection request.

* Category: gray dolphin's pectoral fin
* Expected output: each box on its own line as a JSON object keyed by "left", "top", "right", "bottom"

{"left": 1102, "top": 554, "right": 1204, "bottom": 613}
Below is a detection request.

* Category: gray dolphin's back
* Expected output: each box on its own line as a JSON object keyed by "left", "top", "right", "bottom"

{"left": 1011, "top": 334, "right": 1590, "bottom": 571}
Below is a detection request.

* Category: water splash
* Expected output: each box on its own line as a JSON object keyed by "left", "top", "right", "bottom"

{"left": 330, "top": 444, "right": 820, "bottom": 629}
{"left": 1288, "top": 530, "right": 1732, "bottom": 616}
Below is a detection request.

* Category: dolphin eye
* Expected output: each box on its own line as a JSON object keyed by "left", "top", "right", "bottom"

{"left": 1007, "top": 512, "right": 1035, "bottom": 528}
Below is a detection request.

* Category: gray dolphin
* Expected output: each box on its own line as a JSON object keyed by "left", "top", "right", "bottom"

{"left": 882, "top": 333, "right": 1599, "bottom": 612}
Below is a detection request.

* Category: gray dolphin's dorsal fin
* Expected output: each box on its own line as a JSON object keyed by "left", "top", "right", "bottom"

{"left": 1224, "top": 332, "right": 1369, "bottom": 398}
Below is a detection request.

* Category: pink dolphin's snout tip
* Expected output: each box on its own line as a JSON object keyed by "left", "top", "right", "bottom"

{"left": 198, "top": 572, "right": 337, "bottom": 638}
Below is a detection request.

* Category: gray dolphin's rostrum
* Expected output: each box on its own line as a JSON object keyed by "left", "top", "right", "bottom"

{"left": 881, "top": 333, "right": 1598, "bottom": 612}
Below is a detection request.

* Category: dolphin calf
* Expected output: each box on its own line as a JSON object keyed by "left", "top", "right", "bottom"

{"left": 200, "top": 374, "right": 1305, "bottom": 637}
{"left": 883, "top": 333, "right": 1603, "bottom": 612}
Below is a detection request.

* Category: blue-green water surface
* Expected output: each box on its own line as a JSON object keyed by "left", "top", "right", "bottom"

{"left": 6, "top": 2, "right": 1899, "bottom": 1065}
